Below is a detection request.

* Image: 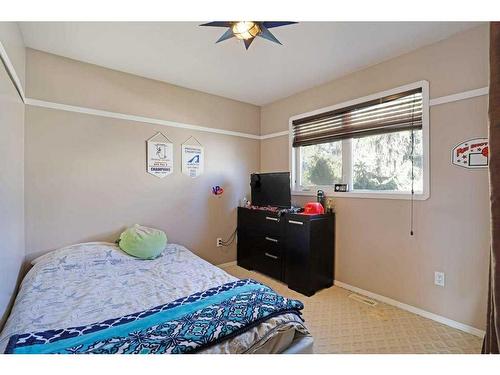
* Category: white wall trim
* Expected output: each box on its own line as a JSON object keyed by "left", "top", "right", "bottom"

{"left": 260, "top": 86, "right": 490, "bottom": 140}
{"left": 0, "top": 40, "right": 25, "bottom": 102}
{"left": 216, "top": 261, "right": 237, "bottom": 269}
{"left": 334, "top": 280, "right": 485, "bottom": 338}
{"left": 429, "top": 86, "right": 489, "bottom": 107}
{"left": 260, "top": 130, "right": 290, "bottom": 140}
{"left": 25, "top": 98, "right": 262, "bottom": 140}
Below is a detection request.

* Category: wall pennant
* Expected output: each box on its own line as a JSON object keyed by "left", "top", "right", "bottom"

{"left": 181, "top": 136, "right": 204, "bottom": 178}
{"left": 147, "top": 132, "right": 174, "bottom": 178}
{"left": 451, "top": 137, "right": 489, "bottom": 169}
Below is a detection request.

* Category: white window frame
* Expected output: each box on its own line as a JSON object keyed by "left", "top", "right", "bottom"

{"left": 289, "top": 80, "right": 430, "bottom": 200}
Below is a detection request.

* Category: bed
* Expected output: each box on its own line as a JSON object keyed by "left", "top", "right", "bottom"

{"left": 0, "top": 242, "right": 312, "bottom": 354}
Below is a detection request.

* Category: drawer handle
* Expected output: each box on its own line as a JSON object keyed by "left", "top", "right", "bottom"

{"left": 264, "top": 252, "right": 278, "bottom": 260}
{"left": 288, "top": 220, "right": 304, "bottom": 225}
{"left": 265, "top": 236, "right": 278, "bottom": 243}
{"left": 265, "top": 216, "right": 279, "bottom": 222}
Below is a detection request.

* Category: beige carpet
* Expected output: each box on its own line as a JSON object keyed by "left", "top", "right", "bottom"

{"left": 224, "top": 265, "right": 482, "bottom": 354}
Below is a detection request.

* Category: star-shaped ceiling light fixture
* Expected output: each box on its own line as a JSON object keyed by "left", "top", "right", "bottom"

{"left": 200, "top": 21, "right": 297, "bottom": 50}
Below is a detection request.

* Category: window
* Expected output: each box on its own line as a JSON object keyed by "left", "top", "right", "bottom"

{"left": 352, "top": 130, "right": 423, "bottom": 192}
{"left": 299, "top": 141, "right": 342, "bottom": 187}
{"left": 290, "top": 82, "right": 429, "bottom": 199}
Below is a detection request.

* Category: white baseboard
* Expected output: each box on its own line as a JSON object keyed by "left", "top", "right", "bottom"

{"left": 334, "top": 280, "right": 485, "bottom": 338}
{"left": 217, "top": 261, "right": 237, "bottom": 269}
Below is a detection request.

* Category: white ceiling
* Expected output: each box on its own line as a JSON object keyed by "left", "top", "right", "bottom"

{"left": 19, "top": 22, "right": 481, "bottom": 106}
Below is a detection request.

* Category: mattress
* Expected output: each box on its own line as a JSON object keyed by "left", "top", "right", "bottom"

{"left": 0, "top": 242, "right": 311, "bottom": 354}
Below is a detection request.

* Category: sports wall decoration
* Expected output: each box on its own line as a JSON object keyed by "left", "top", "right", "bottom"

{"left": 212, "top": 186, "right": 224, "bottom": 196}
{"left": 181, "top": 137, "right": 204, "bottom": 178}
{"left": 451, "top": 137, "right": 489, "bottom": 169}
{"left": 147, "top": 132, "right": 174, "bottom": 178}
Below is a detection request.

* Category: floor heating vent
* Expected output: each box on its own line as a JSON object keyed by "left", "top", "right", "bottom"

{"left": 348, "top": 293, "right": 378, "bottom": 307}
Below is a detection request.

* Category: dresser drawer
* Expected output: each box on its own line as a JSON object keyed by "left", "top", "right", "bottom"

{"left": 260, "top": 213, "right": 283, "bottom": 237}
{"left": 258, "top": 235, "right": 281, "bottom": 255}
{"left": 262, "top": 234, "right": 280, "bottom": 247}
{"left": 255, "top": 248, "right": 282, "bottom": 280}
{"left": 238, "top": 208, "right": 282, "bottom": 236}
{"left": 254, "top": 234, "right": 283, "bottom": 280}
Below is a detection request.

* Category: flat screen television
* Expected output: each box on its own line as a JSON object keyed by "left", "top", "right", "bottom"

{"left": 250, "top": 172, "right": 291, "bottom": 208}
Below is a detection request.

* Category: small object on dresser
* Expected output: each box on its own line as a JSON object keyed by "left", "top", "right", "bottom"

{"left": 325, "top": 197, "right": 335, "bottom": 213}
{"left": 316, "top": 189, "right": 325, "bottom": 209}
{"left": 302, "top": 202, "right": 324, "bottom": 215}
{"left": 240, "top": 196, "right": 249, "bottom": 207}
{"left": 334, "top": 184, "right": 349, "bottom": 192}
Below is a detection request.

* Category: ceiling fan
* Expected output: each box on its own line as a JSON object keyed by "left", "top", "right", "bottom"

{"left": 200, "top": 21, "right": 297, "bottom": 50}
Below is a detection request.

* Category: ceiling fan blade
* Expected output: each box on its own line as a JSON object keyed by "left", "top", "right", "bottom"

{"left": 261, "top": 21, "right": 297, "bottom": 29}
{"left": 257, "top": 26, "right": 282, "bottom": 45}
{"left": 244, "top": 37, "right": 255, "bottom": 50}
{"left": 199, "top": 21, "right": 232, "bottom": 28}
{"left": 216, "top": 28, "right": 235, "bottom": 43}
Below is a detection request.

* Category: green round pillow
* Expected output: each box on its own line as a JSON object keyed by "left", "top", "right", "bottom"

{"left": 118, "top": 224, "right": 167, "bottom": 259}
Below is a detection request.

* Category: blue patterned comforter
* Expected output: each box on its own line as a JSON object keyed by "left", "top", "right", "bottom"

{"left": 5, "top": 279, "right": 304, "bottom": 354}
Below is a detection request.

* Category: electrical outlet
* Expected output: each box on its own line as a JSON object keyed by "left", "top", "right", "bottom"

{"left": 434, "top": 271, "right": 445, "bottom": 287}
{"left": 216, "top": 238, "right": 223, "bottom": 247}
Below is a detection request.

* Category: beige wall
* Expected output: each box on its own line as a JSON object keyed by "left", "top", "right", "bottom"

{"left": 24, "top": 49, "right": 260, "bottom": 266}
{"left": 0, "top": 57, "right": 25, "bottom": 323}
{"left": 260, "top": 25, "right": 490, "bottom": 330}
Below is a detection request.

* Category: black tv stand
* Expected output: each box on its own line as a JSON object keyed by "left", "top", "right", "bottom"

{"left": 237, "top": 206, "right": 335, "bottom": 296}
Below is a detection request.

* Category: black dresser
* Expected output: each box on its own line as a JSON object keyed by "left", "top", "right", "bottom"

{"left": 237, "top": 207, "right": 335, "bottom": 296}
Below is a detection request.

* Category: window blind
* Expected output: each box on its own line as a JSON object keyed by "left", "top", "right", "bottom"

{"left": 292, "top": 88, "right": 423, "bottom": 147}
